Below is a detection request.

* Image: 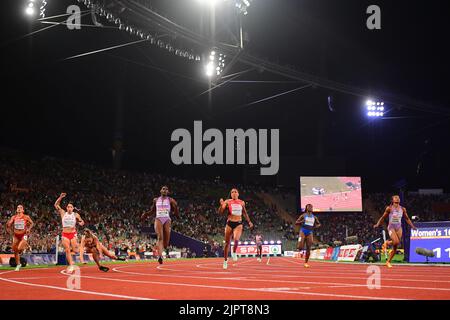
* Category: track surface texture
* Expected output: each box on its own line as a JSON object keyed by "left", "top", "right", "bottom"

{"left": 1, "top": 258, "right": 449, "bottom": 300}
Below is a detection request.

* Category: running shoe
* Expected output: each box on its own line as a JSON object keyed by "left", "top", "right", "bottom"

{"left": 232, "top": 252, "right": 238, "bottom": 262}
{"left": 304, "top": 263, "right": 310, "bottom": 268}
{"left": 116, "top": 257, "right": 126, "bottom": 261}
{"left": 14, "top": 264, "right": 21, "bottom": 272}
{"left": 223, "top": 260, "right": 228, "bottom": 269}
{"left": 158, "top": 256, "right": 163, "bottom": 264}
{"left": 257, "top": 258, "right": 261, "bottom": 262}
{"left": 99, "top": 266, "right": 110, "bottom": 272}
{"left": 66, "top": 265, "right": 74, "bottom": 273}
{"left": 386, "top": 261, "right": 393, "bottom": 268}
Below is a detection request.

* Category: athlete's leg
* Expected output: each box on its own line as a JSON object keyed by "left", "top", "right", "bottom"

{"left": 12, "top": 236, "right": 20, "bottom": 269}
{"left": 154, "top": 218, "right": 164, "bottom": 261}
{"left": 387, "top": 229, "right": 400, "bottom": 264}
{"left": 297, "top": 231, "right": 306, "bottom": 251}
{"left": 62, "top": 237, "right": 74, "bottom": 266}
{"left": 162, "top": 220, "right": 172, "bottom": 249}
{"left": 70, "top": 237, "right": 79, "bottom": 254}
{"left": 305, "top": 234, "right": 313, "bottom": 263}
{"left": 223, "top": 225, "right": 233, "bottom": 261}
{"left": 232, "top": 225, "right": 243, "bottom": 253}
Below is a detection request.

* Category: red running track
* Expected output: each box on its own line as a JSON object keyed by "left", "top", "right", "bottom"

{"left": 1, "top": 258, "right": 450, "bottom": 300}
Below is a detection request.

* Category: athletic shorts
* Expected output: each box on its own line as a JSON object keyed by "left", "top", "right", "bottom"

{"left": 14, "top": 233, "right": 27, "bottom": 242}
{"left": 227, "top": 220, "right": 243, "bottom": 230}
{"left": 156, "top": 217, "right": 171, "bottom": 225}
{"left": 62, "top": 232, "right": 77, "bottom": 240}
{"left": 300, "top": 228, "right": 313, "bottom": 237}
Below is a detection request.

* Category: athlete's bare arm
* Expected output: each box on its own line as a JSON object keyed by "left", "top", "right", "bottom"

{"left": 25, "top": 215, "right": 34, "bottom": 234}
{"left": 241, "top": 202, "right": 253, "bottom": 229}
{"left": 402, "top": 207, "right": 417, "bottom": 230}
{"left": 314, "top": 216, "right": 321, "bottom": 229}
{"left": 295, "top": 214, "right": 305, "bottom": 226}
{"left": 218, "top": 199, "right": 228, "bottom": 214}
{"left": 374, "top": 207, "right": 390, "bottom": 228}
{"left": 170, "top": 198, "right": 180, "bottom": 218}
{"left": 6, "top": 216, "right": 15, "bottom": 234}
{"left": 75, "top": 213, "right": 85, "bottom": 226}
{"left": 54, "top": 193, "right": 66, "bottom": 216}
{"left": 141, "top": 198, "right": 157, "bottom": 221}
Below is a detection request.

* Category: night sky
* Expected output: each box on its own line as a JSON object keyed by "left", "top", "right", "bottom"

{"left": 1, "top": 0, "right": 449, "bottom": 192}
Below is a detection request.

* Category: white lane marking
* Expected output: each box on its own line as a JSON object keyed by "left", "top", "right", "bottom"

{"left": 0, "top": 273, "right": 152, "bottom": 300}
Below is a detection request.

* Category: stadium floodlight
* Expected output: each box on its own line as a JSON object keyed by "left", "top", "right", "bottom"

{"left": 276, "top": 240, "right": 282, "bottom": 244}
{"left": 238, "top": 241, "right": 242, "bottom": 245}
{"left": 205, "top": 49, "right": 226, "bottom": 77}
{"left": 244, "top": 241, "right": 248, "bottom": 245}
{"left": 269, "top": 240, "right": 275, "bottom": 244}
{"left": 25, "top": 1, "right": 36, "bottom": 16}
{"left": 250, "top": 241, "right": 255, "bottom": 244}
{"left": 263, "top": 241, "right": 268, "bottom": 244}
{"left": 366, "top": 99, "right": 385, "bottom": 117}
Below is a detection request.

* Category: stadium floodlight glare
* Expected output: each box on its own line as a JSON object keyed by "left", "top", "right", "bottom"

{"left": 205, "top": 49, "right": 226, "bottom": 77}
{"left": 250, "top": 241, "right": 255, "bottom": 244}
{"left": 269, "top": 240, "right": 275, "bottom": 244}
{"left": 238, "top": 241, "right": 242, "bottom": 245}
{"left": 25, "top": 0, "right": 36, "bottom": 16}
{"left": 244, "top": 241, "right": 249, "bottom": 245}
{"left": 366, "top": 99, "right": 385, "bottom": 117}
{"left": 276, "top": 240, "right": 282, "bottom": 244}
{"left": 263, "top": 241, "right": 268, "bottom": 244}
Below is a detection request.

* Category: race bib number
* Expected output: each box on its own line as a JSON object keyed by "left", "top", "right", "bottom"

{"left": 230, "top": 204, "right": 242, "bottom": 216}
{"left": 157, "top": 209, "right": 169, "bottom": 218}
{"left": 14, "top": 220, "right": 25, "bottom": 230}
{"left": 304, "top": 216, "right": 315, "bottom": 226}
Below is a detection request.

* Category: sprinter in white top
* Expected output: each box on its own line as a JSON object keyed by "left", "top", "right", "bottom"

{"left": 55, "top": 193, "right": 84, "bottom": 273}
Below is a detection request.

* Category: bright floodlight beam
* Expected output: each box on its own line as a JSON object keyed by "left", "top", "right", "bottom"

{"left": 366, "top": 99, "right": 385, "bottom": 117}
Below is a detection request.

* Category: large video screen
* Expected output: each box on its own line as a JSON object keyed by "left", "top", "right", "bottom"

{"left": 409, "top": 221, "right": 450, "bottom": 263}
{"left": 300, "top": 177, "right": 362, "bottom": 212}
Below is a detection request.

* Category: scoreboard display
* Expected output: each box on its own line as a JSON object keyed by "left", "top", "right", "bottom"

{"left": 409, "top": 221, "right": 450, "bottom": 263}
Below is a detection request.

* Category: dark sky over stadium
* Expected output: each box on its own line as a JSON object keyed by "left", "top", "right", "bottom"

{"left": 1, "top": 0, "right": 449, "bottom": 191}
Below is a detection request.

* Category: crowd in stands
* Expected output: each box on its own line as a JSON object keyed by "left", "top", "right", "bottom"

{"left": 1, "top": 149, "right": 449, "bottom": 255}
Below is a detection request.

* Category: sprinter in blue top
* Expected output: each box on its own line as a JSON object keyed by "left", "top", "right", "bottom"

{"left": 295, "top": 204, "right": 321, "bottom": 268}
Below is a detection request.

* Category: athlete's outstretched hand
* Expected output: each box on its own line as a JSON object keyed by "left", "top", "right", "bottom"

{"left": 60, "top": 193, "right": 67, "bottom": 198}
{"left": 373, "top": 223, "right": 380, "bottom": 229}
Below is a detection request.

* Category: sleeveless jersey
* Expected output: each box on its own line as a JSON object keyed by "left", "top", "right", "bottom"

{"left": 302, "top": 213, "right": 316, "bottom": 230}
{"left": 14, "top": 216, "right": 26, "bottom": 231}
{"left": 389, "top": 205, "right": 403, "bottom": 225}
{"left": 228, "top": 199, "right": 243, "bottom": 217}
{"left": 156, "top": 197, "right": 171, "bottom": 218}
{"left": 62, "top": 212, "right": 77, "bottom": 228}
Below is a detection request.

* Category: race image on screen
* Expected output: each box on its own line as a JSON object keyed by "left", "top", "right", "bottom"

{"left": 300, "top": 177, "right": 362, "bottom": 212}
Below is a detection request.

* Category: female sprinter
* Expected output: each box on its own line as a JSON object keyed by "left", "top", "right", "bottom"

{"left": 6, "top": 205, "right": 34, "bottom": 271}
{"left": 54, "top": 193, "right": 85, "bottom": 273}
{"left": 141, "top": 186, "right": 179, "bottom": 265}
{"left": 374, "top": 195, "right": 417, "bottom": 268}
{"left": 255, "top": 233, "right": 263, "bottom": 262}
{"left": 295, "top": 204, "right": 321, "bottom": 268}
{"left": 218, "top": 188, "right": 254, "bottom": 270}
{"left": 79, "top": 229, "right": 125, "bottom": 272}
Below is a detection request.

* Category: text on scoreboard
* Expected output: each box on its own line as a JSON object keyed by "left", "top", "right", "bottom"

{"left": 409, "top": 221, "right": 450, "bottom": 263}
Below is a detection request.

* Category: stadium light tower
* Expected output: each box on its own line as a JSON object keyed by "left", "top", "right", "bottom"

{"left": 366, "top": 99, "right": 385, "bottom": 118}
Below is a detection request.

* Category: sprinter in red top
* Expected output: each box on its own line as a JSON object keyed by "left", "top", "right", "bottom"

{"left": 6, "top": 205, "right": 34, "bottom": 271}
{"left": 218, "top": 188, "right": 254, "bottom": 270}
